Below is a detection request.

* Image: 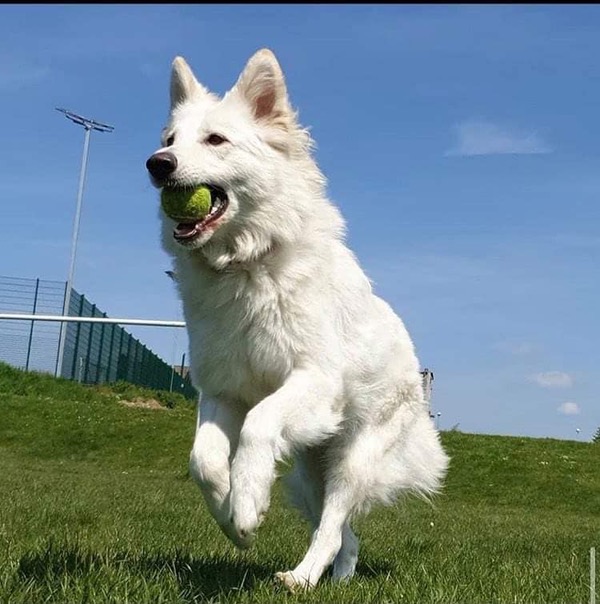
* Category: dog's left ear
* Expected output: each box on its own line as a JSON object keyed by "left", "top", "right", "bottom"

{"left": 232, "top": 49, "right": 292, "bottom": 126}
{"left": 170, "top": 56, "right": 210, "bottom": 109}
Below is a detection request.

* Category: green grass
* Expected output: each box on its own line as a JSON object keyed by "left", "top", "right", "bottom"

{"left": 0, "top": 361, "right": 597, "bottom": 603}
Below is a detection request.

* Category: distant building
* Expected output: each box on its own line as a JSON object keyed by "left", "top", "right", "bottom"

{"left": 174, "top": 364, "right": 190, "bottom": 379}
{"left": 420, "top": 368, "right": 434, "bottom": 411}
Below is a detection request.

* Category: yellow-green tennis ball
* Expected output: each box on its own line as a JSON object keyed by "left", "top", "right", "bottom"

{"left": 161, "top": 186, "right": 212, "bottom": 220}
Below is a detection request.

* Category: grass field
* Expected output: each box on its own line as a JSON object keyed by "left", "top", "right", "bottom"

{"left": 0, "top": 361, "right": 597, "bottom": 603}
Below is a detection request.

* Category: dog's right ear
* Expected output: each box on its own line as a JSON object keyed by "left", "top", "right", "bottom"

{"left": 170, "top": 56, "right": 209, "bottom": 109}
{"left": 231, "top": 49, "right": 292, "bottom": 127}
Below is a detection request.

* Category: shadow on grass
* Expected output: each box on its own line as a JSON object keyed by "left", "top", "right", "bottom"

{"left": 354, "top": 558, "right": 394, "bottom": 579}
{"left": 159, "top": 553, "right": 275, "bottom": 598}
{"left": 15, "top": 538, "right": 397, "bottom": 602}
{"left": 15, "top": 541, "right": 277, "bottom": 601}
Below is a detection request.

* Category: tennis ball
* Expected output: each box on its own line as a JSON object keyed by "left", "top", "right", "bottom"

{"left": 161, "top": 186, "right": 212, "bottom": 220}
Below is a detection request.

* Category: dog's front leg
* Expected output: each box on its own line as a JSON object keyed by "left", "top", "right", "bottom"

{"left": 189, "top": 396, "right": 250, "bottom": 547}
{"left": 229, "top": 368, "right": 341, "bottom": 543}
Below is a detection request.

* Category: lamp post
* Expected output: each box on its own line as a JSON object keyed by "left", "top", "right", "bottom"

{"left": 55, "top": 108, "right": 114, "bottom": 378}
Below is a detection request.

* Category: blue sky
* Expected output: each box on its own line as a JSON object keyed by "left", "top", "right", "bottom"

{"left": 0, "top": 4, "right": 598, "bottom": 442}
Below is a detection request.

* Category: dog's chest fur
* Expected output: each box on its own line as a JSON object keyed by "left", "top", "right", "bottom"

{"left": 177, "top": 258, "right": 312, "bottom": 407}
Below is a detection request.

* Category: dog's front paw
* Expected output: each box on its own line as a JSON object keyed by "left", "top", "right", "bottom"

{"left": 229, "top": 484, "right": 267, "bottom": 545}
{"left": 274, "top": 571, "right": 314, "bottom": 593}
{"left": 220, "top": 513, "right": 255, "bottom": 550}
{"left": 229, "top": 451, "right": 272, "bottom": 543}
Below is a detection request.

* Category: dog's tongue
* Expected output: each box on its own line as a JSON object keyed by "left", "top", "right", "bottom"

{"left": 174, "top": 222, "right": 200, "bottom": 239}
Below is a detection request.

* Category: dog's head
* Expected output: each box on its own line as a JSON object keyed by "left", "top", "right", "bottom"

{"left": 147, "top": 49, "right": 339, "bottom": 269}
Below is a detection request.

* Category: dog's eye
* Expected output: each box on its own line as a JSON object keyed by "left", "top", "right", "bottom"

{"left": 206, "top": 134, "right": 228, "bottom": 146}
{"left": 165, "top": 134, "right": 175, "bottom": 147}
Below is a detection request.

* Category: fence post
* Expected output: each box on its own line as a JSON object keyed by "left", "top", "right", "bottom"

{"left": 128, "top": 339, "right": 135, "bottom": 384}
{"left": 156, "top": 353, "right": 162, "bottom": 390}
{"left": 106, "top": 322, "right": 116, "bottom": 382}
{"left": 169, "top": 363, "right": 175, "bottom": 392}
{"left": 150, "top": 352, "right": 157, "bottom": 389}
{"left": 54, "top": 280, "right": 69, "bottom": 377}
{"left": 139, "top": 345, "right": 146, "bottom": 386}
{"left": 139, "top": 344, "right": 145, "bottom": 386}
{"left": 124, "top": 334, "right": 132, "bottom": 382}
{"left": 96, "top": 312, "right": 107, "bottom": 383}
{"left": 115, "top": 327, "right": 125, "bottom": 380}
{"left": 25, "top": 278, "right": 40, "bottom": 372}
{"left": 178, "top": 352, "right": 187, "bottom": 391}
{"left": 160, "top": 355, "right": 166, "bottom": 390}
{"left": 83, "top": 303, "right": 96, "bottom": 383}
{"left": 147, "top": 348, "right": 153, "bottom": 388}
{"left": 139, "top": 343, "right": 145, "bottom": 385}
{"left": 69, "top": 293, "right": 85, "bottom": 380}
{"left": 130, "top": 338, "right": 139, "bottom": 384}
{"left": 137, "top": 344, "right": 144, "bottom": 386}
{"left": 141, "top": 345, "right": 148, "bottom": 387}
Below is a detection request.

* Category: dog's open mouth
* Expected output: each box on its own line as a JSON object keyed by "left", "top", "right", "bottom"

{"left": 169, "top": 185, "right": 229, "bottom": 242}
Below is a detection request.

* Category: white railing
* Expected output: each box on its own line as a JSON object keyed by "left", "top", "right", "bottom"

{"left": 0, "top": 313, "right": 185, "bottom": 328}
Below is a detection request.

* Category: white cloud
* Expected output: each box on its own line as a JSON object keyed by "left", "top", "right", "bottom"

{"left": 557, "top": 401, "right": 580, "bottom": 416}
{"left": 530, "top": 371, "right": 573, "bottom": 388}
{"left": 445, "top": 119, "right": 552, "bottom": 157}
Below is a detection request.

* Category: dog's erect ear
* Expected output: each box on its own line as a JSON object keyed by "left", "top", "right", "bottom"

{"left": 170, "top": 56, "right": 209, "bottom": 108}
{"left": 232, "top": 49, "right": 291, "bottom": 125}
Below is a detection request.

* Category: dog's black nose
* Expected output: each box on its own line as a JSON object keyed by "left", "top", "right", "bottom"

{"left": 146, "top": 151, "right": 178, "bottom": 180}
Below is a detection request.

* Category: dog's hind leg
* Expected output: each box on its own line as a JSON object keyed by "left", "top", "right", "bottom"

{"left": 331, "top": 522, "right": 359, "bottom": 581}
{"left": 285, "top": 447, "right": 359, "bottom": 583}
{"left": 275, "top": 476, "right": 356, "bottom": 591}
{"left": 189, "top": 396, "right": 250, "bottom": 548}
{"left": 285, "top": 446, "right": 326, "bottom": 527}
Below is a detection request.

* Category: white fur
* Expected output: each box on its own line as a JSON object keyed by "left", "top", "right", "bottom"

{"left": 149, "top": 48, "right": 449, "bottom": 590}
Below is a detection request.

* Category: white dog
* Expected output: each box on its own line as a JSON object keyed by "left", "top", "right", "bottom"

{"left": 146, "top": 48, "right": 449, "bottom": 591}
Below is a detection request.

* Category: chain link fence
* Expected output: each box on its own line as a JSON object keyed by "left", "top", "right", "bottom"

{"left": 0, "top": 275, "right": 197, "bottom": 399}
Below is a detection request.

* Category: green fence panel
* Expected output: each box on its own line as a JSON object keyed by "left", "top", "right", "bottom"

{"left": 0, "top": 275, "right": 197, "bottom": 400}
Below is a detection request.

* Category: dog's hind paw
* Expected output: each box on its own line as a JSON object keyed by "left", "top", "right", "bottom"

{"left": 332, "top": 544, "right": 358, "bottom": 581}
{"left": 274, "top": 571, "right": 313, "bottom": 593}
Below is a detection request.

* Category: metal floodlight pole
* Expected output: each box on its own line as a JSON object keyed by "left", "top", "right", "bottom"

{"left": 55, "top": 108, "right": 114, "bottom": 378}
